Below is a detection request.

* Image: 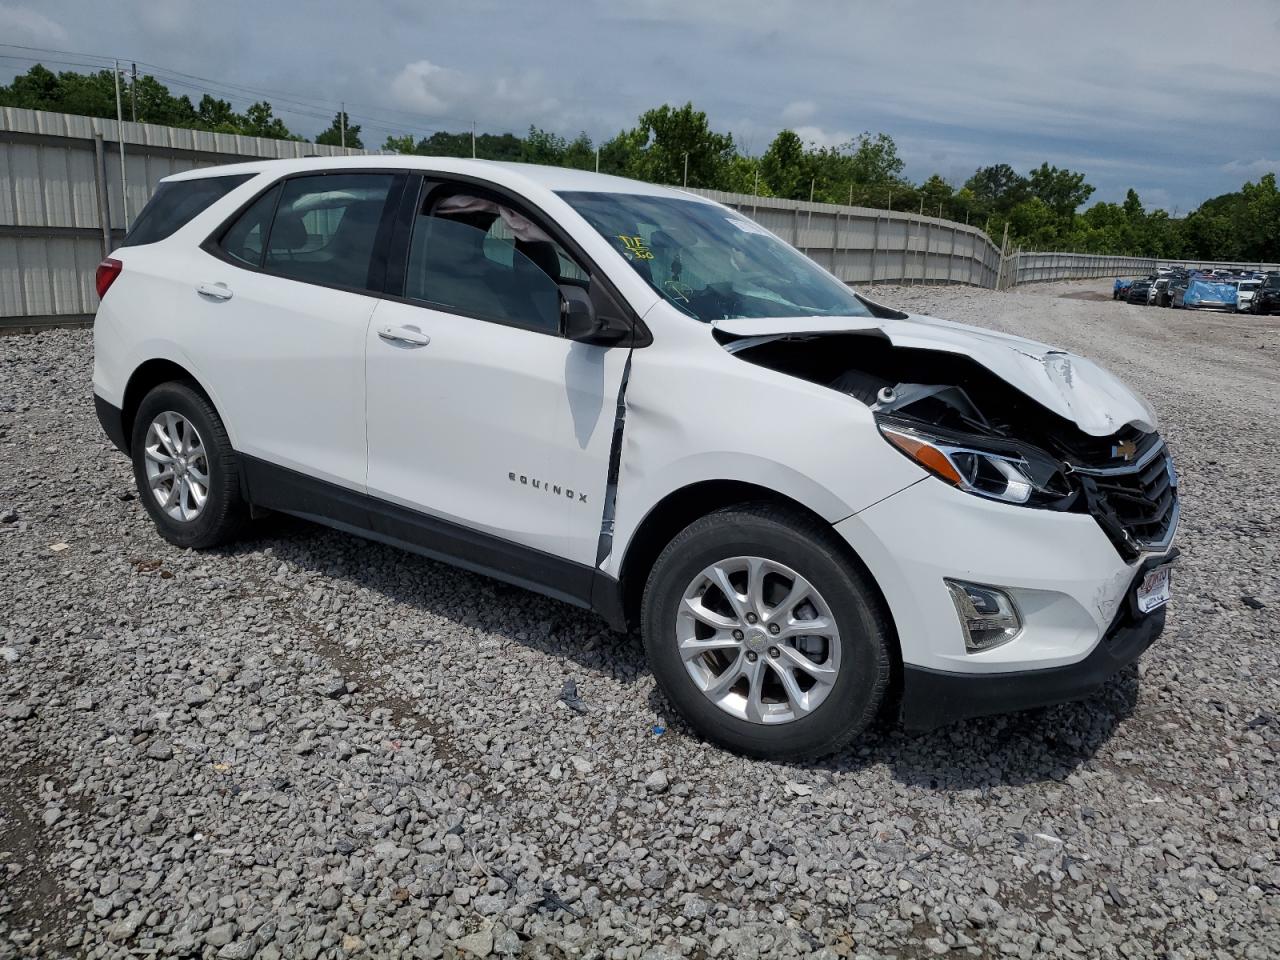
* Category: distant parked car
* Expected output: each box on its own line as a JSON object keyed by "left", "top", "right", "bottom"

{"left": 1126, "top": 278, "right": 1154, "bottom": 304}
{"left": 1173, "top": 279, "right": 1237, "bottom": 311}
{"left": 1235, "top": 279, "right": 1261, "bottom": 313}
{"left": 1252, "top": 274, "right": 1280, "bottom": 315}
{"left": 1149, "top": 278, "right": 1173, "bottom": 307}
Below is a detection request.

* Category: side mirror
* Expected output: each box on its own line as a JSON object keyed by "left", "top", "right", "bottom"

{"left": 561, "top": 286, "right": 630, "bottom": 345}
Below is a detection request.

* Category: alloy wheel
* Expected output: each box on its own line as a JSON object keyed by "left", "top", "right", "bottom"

{"left": 143, "top": 411, "right": 209, "bottom": 522}
{"left": 676, "top": 556, "right": 842, "bottom": 724}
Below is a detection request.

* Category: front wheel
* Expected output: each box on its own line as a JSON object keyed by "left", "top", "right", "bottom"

{"left": 641, "top": 504, "right": 891, "bottom": 759}
{"left": 130, "top": 382, "right": 249, "bottom": 549}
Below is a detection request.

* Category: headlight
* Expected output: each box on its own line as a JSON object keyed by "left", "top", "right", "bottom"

{"left": 877, "top": 418, "right": 1072, "bottom": 507}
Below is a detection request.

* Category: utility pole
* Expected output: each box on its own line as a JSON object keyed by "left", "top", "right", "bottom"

{"left": 130, "top": 63, "right": 137, "bottom": 122}
{"left": 848, "top": 184, "right": 854, "bottom": 207}
{"left": 595, "top": 146, "right": 600, "bottom": 173}
{"left": 340, "top": 102, "right": 345, "bottom": 150}
{"left": 682, "top": 152, "right": 689, "bottom": 187}
{"left": 113, "top": 60, "right": 129, "bottom": 230}
{"left": 471, "top": 121, "right": 476, "bottom": 159}
{"left": 887, "top": 189, "right": 892, "bottom": 212}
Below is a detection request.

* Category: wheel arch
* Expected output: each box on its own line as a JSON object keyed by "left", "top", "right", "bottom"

{"left": 120, "top": 358, "right": 217, "bottom": 454}
{"left": 616, "top": 480, "right": 901, "bottom": 678}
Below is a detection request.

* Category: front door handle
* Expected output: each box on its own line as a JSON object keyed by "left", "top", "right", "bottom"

{"left": 377, "top": 325, "right": 431, "bottom": 347}
{"left": 196, "top": 282, "right": 233, "bottom": 301}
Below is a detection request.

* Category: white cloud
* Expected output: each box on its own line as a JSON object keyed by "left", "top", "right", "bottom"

{"left": 390, "top": 60, "right": 468, "bottom": 116}
{"left": 0, "top": 6, "right": 69, "bottom": 44}
{"left": 388, "top": 59, "right": 562, "bottom": 128}
{"left": 780, "top": 100, "right": 816, "bottom": 124}
{"left": 1221, "top": 159, "right": 1280, "bottom": 179}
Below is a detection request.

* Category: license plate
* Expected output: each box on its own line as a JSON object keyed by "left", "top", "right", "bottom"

{"left": 1136, "top": 565, "right": 1172, "bottom": 614}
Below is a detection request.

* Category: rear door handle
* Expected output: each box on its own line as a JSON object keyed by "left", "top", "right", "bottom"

{"left": 196, "top": 282, "right": 233, "bottom": 301}
{"left": 377, "top": 325, "right": 431, "bottom": 347}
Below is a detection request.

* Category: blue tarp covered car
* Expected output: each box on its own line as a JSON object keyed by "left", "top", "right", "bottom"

{"left": 1180, "top": 280, "right": 1237, "bottom": 311}
{"left": 1113, "top": 278, "right": 1134, "bottom": 300}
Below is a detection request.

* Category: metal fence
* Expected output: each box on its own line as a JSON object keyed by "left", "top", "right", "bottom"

{"left": 688, "top": 189, "right": 1003, "bottom": 289}
{"left": 1008, "top": 251, "right": 1279, "bottom": 285}
{"left": 1, "top": 107, "right": 371, "bottom": 328}
{"left": 3, "top": 106, "right": 1276, "bottom": 330}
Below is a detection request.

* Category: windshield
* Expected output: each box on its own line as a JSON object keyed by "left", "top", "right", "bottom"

{"left": 559, "top": 191, "right": 872, "bottom": 322}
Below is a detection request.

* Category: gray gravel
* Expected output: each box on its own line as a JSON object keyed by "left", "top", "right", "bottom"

{"left": 2, "top": 280, "right": 1278, "bottom": 959}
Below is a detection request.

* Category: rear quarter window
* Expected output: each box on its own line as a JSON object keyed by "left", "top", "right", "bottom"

{"left": 121, "top": 174, "right": 254, "bottom": 247}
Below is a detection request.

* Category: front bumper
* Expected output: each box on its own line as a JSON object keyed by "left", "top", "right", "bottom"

{"left": 835, "top": 475, "right": 1178, "bottom": 724}
{"left": 899, "top": 551, "right": 1174, "bottom": 729}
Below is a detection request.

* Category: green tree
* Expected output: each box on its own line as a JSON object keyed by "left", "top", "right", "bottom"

{"left": 1027, "top": 162, "right": 1094, "bottom": 218}
{"left": 241, "top": 101, "right": 296, "bottom": 140}
{"left": 562, "top": 133, "right": 596, "bottom": 171}
{"left": 197, "top": 95, "right": 239, "bottom": 132}
{"left": 918, "top": 174, "right": 954, "bottom": 217}
{"left": 964, "top": 164, "right": 1029, "bottom": 214}
{"left": 596, "top": 126, "right": 647, "bottom": 177}
{"left": 625, "top": 102, "right": 735, "bottom": 188}
{"left": 760, "top": 129, "right": 809, "bottom": 199}
{"left": 521, "top": 126, "right": 568, "bottom": 165}
{"left": 382, "top": 134, "right": 418, "bottom": 154}
{"left": 315, "top": 111, "right": 362, "bottom": 149}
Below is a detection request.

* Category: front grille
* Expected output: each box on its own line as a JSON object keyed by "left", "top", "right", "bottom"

{"left": 1070, "top": 433, "right": 1179, "bottom": 558}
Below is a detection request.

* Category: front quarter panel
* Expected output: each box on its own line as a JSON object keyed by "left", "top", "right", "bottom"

{"left": 605, "top": 304, "right": 925, "bottom": 577}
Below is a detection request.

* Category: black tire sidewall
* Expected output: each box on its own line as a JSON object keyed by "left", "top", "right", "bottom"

{"left": 642, "top": 509, "right": 888, "bottom": 759}
{"left": 130, "top": 382, "right": 243, "bottom": 549}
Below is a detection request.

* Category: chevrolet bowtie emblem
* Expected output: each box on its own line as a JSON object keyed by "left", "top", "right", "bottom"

{"left": 1112, "top": 439, "right": 1138, "bottom": 461}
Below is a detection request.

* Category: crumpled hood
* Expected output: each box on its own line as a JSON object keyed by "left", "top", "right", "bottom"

{"left": 712, "top": 313, "right": 1158, "bottom": 437}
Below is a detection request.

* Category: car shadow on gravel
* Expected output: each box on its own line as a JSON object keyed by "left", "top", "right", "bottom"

{"left": 647, "top": 667, "right": 1142, "bottom": 790}
{"left": 237, "top": 516, "right": 652, "bottom": 686}
{"left": 242, "top": 516, "right": 1139, "bottom": 790}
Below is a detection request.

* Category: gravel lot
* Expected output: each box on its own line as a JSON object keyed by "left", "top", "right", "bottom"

{"left": 1, "top": 280, "right": 1278, "bottom": 960}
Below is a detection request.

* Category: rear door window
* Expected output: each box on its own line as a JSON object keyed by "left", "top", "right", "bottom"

{"left": 402, "top": 192, "right": 572, "bottom": 334}
{"left": 218, "top": 184, "right": 281, "bottom": 267}
{"left": 261, "top": 174, "right": 400, "bottom": 292}
{"left": 122, "top": 174, "right": 253, "bottom": 247}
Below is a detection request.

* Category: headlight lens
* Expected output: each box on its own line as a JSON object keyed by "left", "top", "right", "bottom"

{"left": 878, "top": 420, "right": 1071, "bottom": 507}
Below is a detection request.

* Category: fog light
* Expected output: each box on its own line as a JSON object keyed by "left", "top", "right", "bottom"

{"left": 945, "top": 579, "right": 1022, "bottom": 652}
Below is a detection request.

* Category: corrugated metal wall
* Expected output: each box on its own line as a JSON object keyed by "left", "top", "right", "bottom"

{"left": 0, "top": 107, "right": 375, "bottom": 327}
{"left": 4, "top": 106, "right": 1276, "bottom": 328}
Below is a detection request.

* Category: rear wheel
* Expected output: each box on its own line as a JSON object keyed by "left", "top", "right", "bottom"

{"left": 641, "top": 504, "right": 891, "bottom": 759}
{"left": 130, "top": 382, "right": 248, "bottom": 549}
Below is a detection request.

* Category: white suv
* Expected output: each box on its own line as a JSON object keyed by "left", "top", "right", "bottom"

{"left": 92, "top": 157, "right": 1179, "bottom": 758}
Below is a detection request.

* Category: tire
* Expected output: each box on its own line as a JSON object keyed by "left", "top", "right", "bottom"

{"left": 130, "top": 381, "right": 248, "bottom": 549}
{"left": 641, "top": 503, "right": 891, "bottom": 759}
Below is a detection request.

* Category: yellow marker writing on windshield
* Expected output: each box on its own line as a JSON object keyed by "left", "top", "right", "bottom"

{"left": 617, "top": 235, "right": 655, "bottom": 260}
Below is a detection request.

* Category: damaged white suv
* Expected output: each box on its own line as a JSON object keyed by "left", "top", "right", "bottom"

{"left": 93, "top": 158, "right": 1178, "bottom": 758}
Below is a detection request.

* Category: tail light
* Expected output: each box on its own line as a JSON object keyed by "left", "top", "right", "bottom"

{"left": 95, "top": 258, "right": 123, "bottom": 299}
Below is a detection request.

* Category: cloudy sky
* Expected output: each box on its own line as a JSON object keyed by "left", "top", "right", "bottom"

{"left": 3, "top": 0, "right": 1278, "bottom": 212}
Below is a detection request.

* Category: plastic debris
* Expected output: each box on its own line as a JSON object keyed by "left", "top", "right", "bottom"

{"left": 558, "top": 679, "right": 587, "bottom": 714}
